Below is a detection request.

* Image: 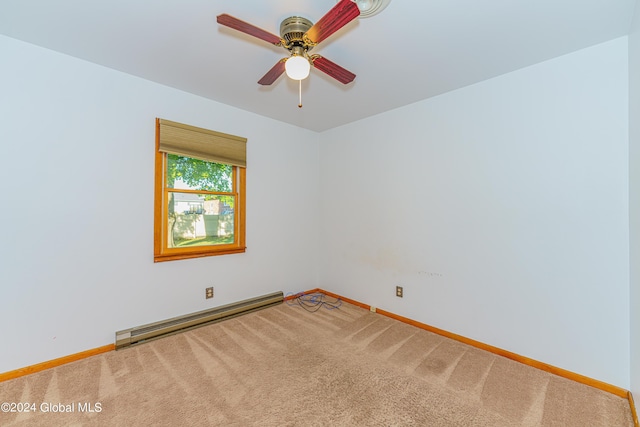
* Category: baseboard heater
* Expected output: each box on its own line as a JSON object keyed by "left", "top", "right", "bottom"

{"left": 115, "top": 291, "right": 283, "bottom": 349}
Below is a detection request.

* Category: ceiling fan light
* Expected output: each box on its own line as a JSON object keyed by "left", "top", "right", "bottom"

{"left": 285, "top": 56, "right": 311, "bottom": 80}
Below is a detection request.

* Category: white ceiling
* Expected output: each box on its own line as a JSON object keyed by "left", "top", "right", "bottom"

{"left": 0, "top": 0, "right": 636, "bottom": 132}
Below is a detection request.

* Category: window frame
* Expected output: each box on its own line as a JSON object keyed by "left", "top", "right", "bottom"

{"left": 153, "top": 120, "right": 246, "bottom": 262}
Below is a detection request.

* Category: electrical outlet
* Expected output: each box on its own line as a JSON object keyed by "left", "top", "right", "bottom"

{"left": 396, "top": 286, "right": 403, "bottom": 298}
{"left": 205, "top": 287, "right": 214, "bottom": 299}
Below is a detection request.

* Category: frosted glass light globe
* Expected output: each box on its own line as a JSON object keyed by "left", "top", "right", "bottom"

{"left": 285, "top": 56, "right": 310, "bottom": 80}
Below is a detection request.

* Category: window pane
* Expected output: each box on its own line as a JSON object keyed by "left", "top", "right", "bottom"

{"left": 166, "top": 154, "right": 232, "bottom": 192}
{"left": 167, "top": 193, "right": 235, "bottom": 248}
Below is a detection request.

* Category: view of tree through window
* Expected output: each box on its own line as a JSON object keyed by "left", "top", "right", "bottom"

{"left": 166, "top": 154, "right": 232, "bottom": 192}
{"left": 165, "top": 154, "right": 236, "bottom": 249}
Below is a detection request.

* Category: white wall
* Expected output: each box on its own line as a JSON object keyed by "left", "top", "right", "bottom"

{"left": 0, "top": 35, "right": 320, "bottom": 373}
{"left": 320, "top": 38, "right": 630, "bottom": 388}
{"left": 1, "top": 30, "right": 634, "bottom": 392}
{"left": 629, "top": 0, "right": 640, "bottom": 398}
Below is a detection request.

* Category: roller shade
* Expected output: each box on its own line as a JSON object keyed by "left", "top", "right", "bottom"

{"left": 158, "top": 119, "right": 247, "bottom": 168}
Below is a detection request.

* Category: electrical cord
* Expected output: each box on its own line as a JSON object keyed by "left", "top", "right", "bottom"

{"left": 285, "top": 292, "right": 342, "bottom": 312}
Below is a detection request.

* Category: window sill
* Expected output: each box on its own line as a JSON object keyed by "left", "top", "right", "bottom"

{"left": 154, "top": 247, "right": 246, "bottom": 262}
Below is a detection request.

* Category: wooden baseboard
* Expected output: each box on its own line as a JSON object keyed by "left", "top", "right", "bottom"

{"left": 305, "top": 288, "right": 630, "bottom": 399}
{"left": 284, "top": 289, "right": 321, "bottom": 301}
{"left": 310, "top": 288, "right": 371, "bottom": 310}
{"left": 629, "top": 391, "right": 639, "bottom": 427}
{"left": 0, "top": 344, "right": 115, "bottom": 383}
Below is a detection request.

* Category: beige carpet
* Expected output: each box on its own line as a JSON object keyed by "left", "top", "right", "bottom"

{"left": 0, "top": 298, "right": 634, "bottom": 426}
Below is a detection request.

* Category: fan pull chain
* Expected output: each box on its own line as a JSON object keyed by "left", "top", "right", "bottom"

{"left": 298, "top": 79, "right": 303, "bottom": 108}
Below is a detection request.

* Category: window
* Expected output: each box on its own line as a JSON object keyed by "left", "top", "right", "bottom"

{"left": 154, "top": 119, "right": 246, "bottom": 262}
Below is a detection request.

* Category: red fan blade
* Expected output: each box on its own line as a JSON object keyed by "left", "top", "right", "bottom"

{"left": 311, "top": 55, "right": 356, "bottom": 84}
{"left": 258, "top": 59, "right": 287, "bottom": 85}
{"left": 304, "top": 0, "right": 360, "bottom": 45}
{"left": 217, "top": 14, "right": 282, "bottom": 45}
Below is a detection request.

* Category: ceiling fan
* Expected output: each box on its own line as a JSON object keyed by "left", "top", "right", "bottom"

{"left": 216, "top": 0, "right": 361, "bottom": 88}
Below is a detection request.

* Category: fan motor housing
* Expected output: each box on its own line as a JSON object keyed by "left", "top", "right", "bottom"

{"left": 280, "top": 16, "right": 313, "bottom": 48}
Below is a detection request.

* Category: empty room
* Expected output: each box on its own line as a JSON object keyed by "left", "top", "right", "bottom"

{"left": 1, "top": 0, "right": 639, "bottom": 425}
